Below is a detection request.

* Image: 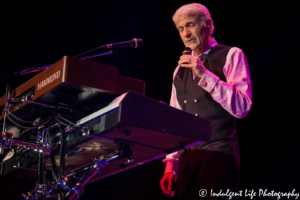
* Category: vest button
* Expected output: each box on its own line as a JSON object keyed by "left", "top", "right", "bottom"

{"left": 184, "top": 100, "right": 187, "bottom": 103}
{"left": 195, "top": 113, "right": 199, "bottom": 116}
{"left": 194, "top": 99, "right": 198, "bottom": 103}
{"left": 202, "top": 82, "right": 207, "bottom": 87}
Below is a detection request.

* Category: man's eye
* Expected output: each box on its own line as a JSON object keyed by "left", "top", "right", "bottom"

{"left": 189, "top": 23, "right": 195, "bottom": 28}
{"left": 179, "top": 28, "right": 183, "bottom": 32}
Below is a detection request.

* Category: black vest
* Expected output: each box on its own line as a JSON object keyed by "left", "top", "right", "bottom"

{"left": 174, "top": 44, "right": 237, "bottom": 143}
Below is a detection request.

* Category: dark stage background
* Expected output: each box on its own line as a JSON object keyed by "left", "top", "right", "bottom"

{"left": 1, "top": 1, "right": 300, "bottom": 199}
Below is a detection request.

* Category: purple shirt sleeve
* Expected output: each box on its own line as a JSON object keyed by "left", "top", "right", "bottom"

{"left": 198, "top": 47, "right": 252, "bottom": 118}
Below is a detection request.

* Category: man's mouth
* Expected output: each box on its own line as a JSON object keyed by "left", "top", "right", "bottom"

{"left": 186, "top": 38, "right": 195, "bottom": 43}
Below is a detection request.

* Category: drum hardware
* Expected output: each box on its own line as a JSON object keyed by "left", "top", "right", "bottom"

{"left": 20, "top": 141, "right": 133, "bottom": 200}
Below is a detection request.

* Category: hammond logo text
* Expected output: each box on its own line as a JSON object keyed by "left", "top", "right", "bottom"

{"left": 37, "top": 71, "right": 61, "bottom": 90}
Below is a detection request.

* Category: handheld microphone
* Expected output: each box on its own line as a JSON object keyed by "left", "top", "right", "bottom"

{"left": 176, "top": 47, "right": 192, "bottom": 81}
{"left": 99, "top": 38, "right": 143, "bottom": 49}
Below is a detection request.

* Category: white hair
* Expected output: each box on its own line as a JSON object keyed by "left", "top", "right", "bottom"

{"left": 172, "top": 3, "right": 215, "bottom": 34}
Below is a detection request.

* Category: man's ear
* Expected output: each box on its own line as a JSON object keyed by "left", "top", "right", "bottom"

{"left": 206, "top": 19, "right": 212, "bottom": 32}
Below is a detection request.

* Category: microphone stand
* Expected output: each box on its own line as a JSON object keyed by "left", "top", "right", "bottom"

{"left": 77, "top": 49, "right": 118, "bottom": 60}
{"left": 16, "top": 49, "right": 118, "bottom": 76}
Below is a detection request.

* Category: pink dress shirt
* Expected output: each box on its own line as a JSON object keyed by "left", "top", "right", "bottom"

{"left": 163, "top": 38, "right": 252, "bottom": 179}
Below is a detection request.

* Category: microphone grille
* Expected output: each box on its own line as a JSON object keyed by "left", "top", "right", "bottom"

{"left": 133, "top": 38, "right": 143, "bottom": 48}
{"left": 182, "top": 47, "right": 192, "bottom": 55}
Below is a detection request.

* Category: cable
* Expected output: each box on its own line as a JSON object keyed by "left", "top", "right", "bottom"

{"left": 5, "top": 111, "right": 54, "bottom": 129}
{"left": 55, "top": 115, "right": 69, "bottom": 126}
{"left": 4, "top": 100, "right": 53, "bottom": 124}
{"left": 57, "top": 114, "right": 79, "bottom": 127}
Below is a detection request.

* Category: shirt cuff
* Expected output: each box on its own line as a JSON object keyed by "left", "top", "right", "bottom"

{"left": 198, "top": 70, "right": 220, "bottom": 93}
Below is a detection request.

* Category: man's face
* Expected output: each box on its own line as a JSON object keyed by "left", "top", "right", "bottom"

{"left": 176, "top": 16, "right": 210, "bottom": 54}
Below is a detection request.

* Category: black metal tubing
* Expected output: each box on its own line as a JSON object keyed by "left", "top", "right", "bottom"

{"left": 58, "top": 128, "right": 66, "bottom": 200}
{"left": 37, "top": 152, "right": 44, "bottom": 200}
{"left": 50, "top": 148, "right": 58, "bottom": 183}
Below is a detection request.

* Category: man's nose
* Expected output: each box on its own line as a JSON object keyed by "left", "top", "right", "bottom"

{"left": 183, "top": 28, "right": 191, "bottom": 37}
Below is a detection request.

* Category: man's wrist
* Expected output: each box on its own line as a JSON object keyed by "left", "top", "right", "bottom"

{"left": 164, "top": 172, "right": 176, "bottom": 183}
{"left": 164, "top": 171, "right": 176, "bottom": 176}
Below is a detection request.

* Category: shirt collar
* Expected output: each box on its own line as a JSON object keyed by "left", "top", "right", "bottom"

{"left": 192, "top": 38, "right": 218, "bottom": 57}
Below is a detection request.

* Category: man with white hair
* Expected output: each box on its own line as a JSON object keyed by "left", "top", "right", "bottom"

{"left": 160, "top": 3, "right": 252, "bottom": 199}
